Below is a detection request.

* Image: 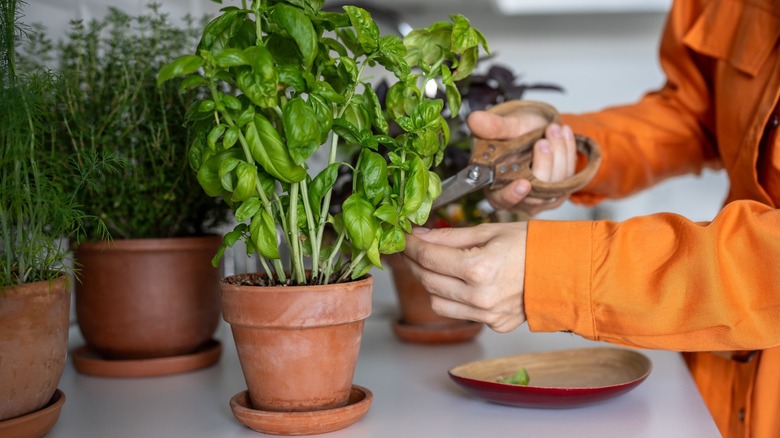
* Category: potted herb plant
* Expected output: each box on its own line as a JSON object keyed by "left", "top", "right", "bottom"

{"left": 0, "top": 0, "right": 107, "bottom": 433}
{"left": 158, "top": 0, "right": 487, "bottom": 434}
{"left": 385, "top": 63, "right": 564, "bottom": 343}
{"left": 28, "top": 5, "right": 231, "bottom": 376}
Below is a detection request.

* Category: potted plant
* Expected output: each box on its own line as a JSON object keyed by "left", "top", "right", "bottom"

{"left": 158, "top": 0, "right": 487, "bottom": 434}
{"left": 385, "top": 63, "right": 564, "bottom": 343}
{"left": 26, "top": 5, "right": 232, "bottom": 376}
{"left": 0, "top": 0, "right": 106, "bottom": 433}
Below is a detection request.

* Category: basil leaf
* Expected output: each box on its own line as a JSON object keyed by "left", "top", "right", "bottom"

{"left": 351, "top": 250, "right": 374, "bottom": 280}
{"left": 379, "top": 226, "right": 405, "bottom": 254}
{"left": 223, "top": 126, "right": 240, "bottom": 149}
{"left": 157, "top": 55, "right": 203, "bottom": 86}
{"left": 401, "top": 155, "right": 429, "bottom": 216}
{"left": 244, "top": 114, "right": 307, "bottom": 183}
{"left": 343, "top": 194, "right": 378, "bottom": 251}
{"left": 283, "top": 97, "right": 321, "bottom": 165}
{"left": 332, "top": 118, "right": 360, "bottom": 144}
{"left": 218, "top": 157, "right": 241, "bottom": 191}
{"left": 250, "top": 210, "right": 280, "bottom": 259}
{"left": 215, "top": 48, "right": 250, "bottom": 67}
{"left": 308, "top": 94, "right": 333, "bottom": 143}
{"left": 237, "top": 46, "right": 278, "bottom": 108}
{"left": 343, "top": 6, "right": 379, "bottom": 53}
{"left": 235, "top": 197, "right": 262, "bottom": 223}
{"left": 270, "top": 3, "right": 318, "bottom": 69}
{"left": 363, "top": 83, "right": 388, "bottom": 135}
{"left": 208, "top": 124, "right": 227, "bottom": 151}
{"left": 311, "top": 81, "right": 346, "bottom": 104}
{"left": 357, "top": 149, "right": 388, "bottom": 205}
{"left": 376, "top": 35, "right": 409, "bottom": 79}
{"left": 373, "top": 204, "right": 398, "bottom": 225}
{"left": 197, "top": 149, "right": 243, "bottom": 197}
{"left": 198, "top": 8, "right": 248, "bottom": 52}
{"left": 309, "top": 163, "right": 340, "bottom": 219}
{"left": 233, "top": 162, "right": 258, "bottom": 202}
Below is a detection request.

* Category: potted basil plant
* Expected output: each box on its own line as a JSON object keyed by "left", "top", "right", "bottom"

{"left": 158, "top": 0, "right": 487, "bottom": 434}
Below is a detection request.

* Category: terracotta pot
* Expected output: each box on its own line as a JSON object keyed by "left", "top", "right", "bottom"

{"left": 74, "top": 236, "right": 222, "bottom": 359}
{"left": 221, "top": 273, "right": 372, "bottom": 412}
{"left": 385, "top": 254, "right": 483, "bottom": 344}
{"left": 0, "top": 276, "right": 69, "bottom": 423}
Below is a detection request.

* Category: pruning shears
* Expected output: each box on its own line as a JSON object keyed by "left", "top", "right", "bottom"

{"left": 431, "top": 100, "right": 602, "bottom": 211}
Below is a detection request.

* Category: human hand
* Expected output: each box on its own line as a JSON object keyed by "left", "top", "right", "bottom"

{"left": 467, "top": 109, "right": 578, "bottom": 217}
{"left": 402, "top": 222, "right": 528, "bottom": 333}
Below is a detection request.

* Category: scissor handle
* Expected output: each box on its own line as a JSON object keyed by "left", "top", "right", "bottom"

{"left": 469, "top": 100, "right": 602, "bottom": 199}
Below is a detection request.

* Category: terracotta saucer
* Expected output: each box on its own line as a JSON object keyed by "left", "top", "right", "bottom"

{"left": 0, "top": 389, "right": 65, "bottom": 438}
{"left": 230, "top": 385, "right": 373, "bottom": 436}
{"left": 392, "top": 319, "right": 484, "bottom": 344}
{"left": 71, "top": 339, "right": 222, "bottom": 378}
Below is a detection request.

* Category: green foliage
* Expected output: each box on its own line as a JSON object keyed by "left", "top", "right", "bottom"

{"left": 1, "top": 0, "right": 109, "bottom": 287}
{"left": 25, "top": 4, "right": 230, "bottom": 240}
{"left": 159, "top": 0, "right": 488, "bottom": 285}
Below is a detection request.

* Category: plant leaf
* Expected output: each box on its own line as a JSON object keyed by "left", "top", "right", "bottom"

{"left": 157, "top": 55, "right": 203, "bottom": 86}
{"left": 270, "top": 3, "right": 318, "bottom": 70}
{"left": 245, "top": 114, "right": 307, "bottom": 183}
{"left": 343, "top": 6, "right": 379, "bottom": 53}
{"left": 250, "top": 210, "right": 280, "bottom": 259}
{"left": 342, "top": 194, "right": 378, "bottom": 251}
{"left": 283, "top": 97, "right": 321, "bottom": 165}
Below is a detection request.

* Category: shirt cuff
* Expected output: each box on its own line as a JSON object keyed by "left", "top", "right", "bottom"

{"left": 525, "top": 219, "right": 597, "bottom": 340}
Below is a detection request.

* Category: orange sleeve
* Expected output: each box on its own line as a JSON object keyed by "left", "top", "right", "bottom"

{"left": 561, "top": 0, "right": 721, "bottom": 206}
{"left": 525, "top": 201, "right": 780, "bottom": 351}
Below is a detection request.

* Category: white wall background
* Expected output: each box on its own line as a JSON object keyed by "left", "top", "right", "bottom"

{"left": 24, "top": 0, "right": 728, "bottom": 225}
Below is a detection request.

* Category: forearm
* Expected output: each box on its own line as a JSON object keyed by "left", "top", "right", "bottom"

{"left": 524, "top": 201, "right": 780, "bottom": 351}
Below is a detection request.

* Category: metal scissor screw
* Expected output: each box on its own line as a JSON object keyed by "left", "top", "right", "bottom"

{"left": 466, "top": 166, "right": 482, "bottom": 183}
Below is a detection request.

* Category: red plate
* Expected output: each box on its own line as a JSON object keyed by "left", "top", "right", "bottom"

{"left": 448, "top": 347, "right": 651, "bottom": 408}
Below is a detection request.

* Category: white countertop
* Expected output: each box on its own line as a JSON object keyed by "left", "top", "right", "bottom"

{"left": 49, "top": 271, "right": 719, "bottom": 438}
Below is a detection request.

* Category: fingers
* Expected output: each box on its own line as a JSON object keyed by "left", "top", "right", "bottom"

{"left": 531, "top": 124, "right": 577, "bottom": 183}
{"left": 402, "top": 223, "right": 529, "bottom": 333}
{"left": 486, "top": 180, "right": 531, "bottom": 211}
{"left": 403, "top": 228, "right": 484, "bottom": 277}
{"left": 428, "top": 295, "right": 523, "bottom": 333}
{"left": 486, "top": 123, "right": 577, "bottom": 216}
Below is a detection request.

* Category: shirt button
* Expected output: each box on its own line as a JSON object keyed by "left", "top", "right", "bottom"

{"left": 771, "top": 114, "right": 779, "bottom": 129}
{"left": 738, "top": 407, "right": 746, "bottom": 422}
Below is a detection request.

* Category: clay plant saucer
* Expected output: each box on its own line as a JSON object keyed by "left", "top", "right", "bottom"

{"left": 230, "top": 385, "right": 373, "bottom": 436}
{"left": 71, "top": 339, "right": 222, "bottom": 378}
{"left": 392, "top": 319, "right": 484, "bottom": 344}
{"left": 0, "top": 389, "right": 65, "bottom": 438}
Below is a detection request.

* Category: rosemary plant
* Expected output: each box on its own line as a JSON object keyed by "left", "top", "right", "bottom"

{"left": 26, "top": 4, "right": 230, "bottom": 240}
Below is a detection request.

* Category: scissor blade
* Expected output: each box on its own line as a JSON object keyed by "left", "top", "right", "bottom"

{"left": 431, "top": 164, "right": 493, "bottom": 211}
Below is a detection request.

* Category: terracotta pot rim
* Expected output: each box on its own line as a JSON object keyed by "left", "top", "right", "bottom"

{"left": 74, "top": 234, "right": 222, "bottom": 252}
{"left": 221, "top": 273, "right": 372, "bottom": 328}
{"left": 1, "top": 275, "right": 69, "bottom": 297}
{"left": 221, "top": 273, "right": 372, "bottom": 291}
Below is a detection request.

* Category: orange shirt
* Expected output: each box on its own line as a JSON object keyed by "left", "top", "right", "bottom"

{"left": 524, "top": 1, "right": 780, "bottom": 436}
